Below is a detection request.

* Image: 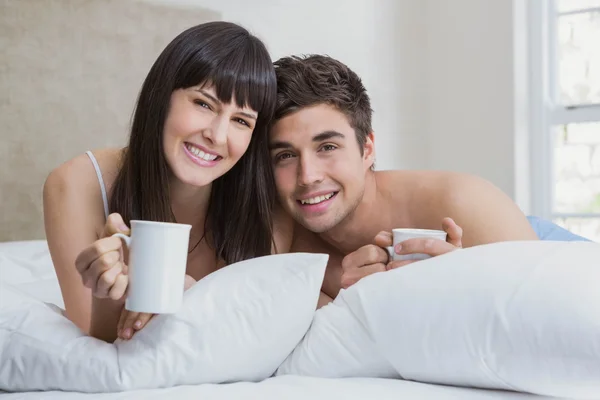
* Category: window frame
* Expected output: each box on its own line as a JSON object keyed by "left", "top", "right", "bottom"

{"left": 528, "top": 0, "right": 600, "bottom": 221}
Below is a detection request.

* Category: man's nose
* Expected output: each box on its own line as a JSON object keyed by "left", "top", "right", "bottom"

{"left": 297, "top": 156, "right": 324, "bottom": 186}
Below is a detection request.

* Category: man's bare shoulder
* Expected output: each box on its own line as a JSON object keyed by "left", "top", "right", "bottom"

{"left": 375, "top": 169, "right": 476, "bottom": 187}
{"left": 375, "top": 169, "right": 491, "bottom": 196}
{"left": 374, "top": 170, "right": 500, "bottom": 226}
{"left": 375, "top": 169, "right": 470, "bottom": 200}
{"left": 427, "top": 171, "right": 504, "bottom": 205}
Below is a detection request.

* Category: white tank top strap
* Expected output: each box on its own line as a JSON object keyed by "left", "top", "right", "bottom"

{"left": 85, "top": 151, "right": 110, "bottom": 221}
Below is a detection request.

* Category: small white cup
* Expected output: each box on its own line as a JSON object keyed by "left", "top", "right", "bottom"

{"left": 386, "top": 228, "right": 448, "bottom": 262}
{"left": 113, "top": 220, "right": 191, "bottom": 314}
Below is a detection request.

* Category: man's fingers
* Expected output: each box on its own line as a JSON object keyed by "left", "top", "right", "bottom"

{"left": 341, "top": 263, "right": 386, "bottom": 289}
{"left": 386, "top": 259, "right": 416, "bottom": 270}
{"left": 342, "top": 245, "right": 388, "bottom": 271}
{"left": 442, "top": 217, "right": 463, "bottom": 247}
{"left": 374, "top": 231, "right": 393, "bottom": 248}
{"left": 397, "top": 237, "right": 455, "bottom": 257}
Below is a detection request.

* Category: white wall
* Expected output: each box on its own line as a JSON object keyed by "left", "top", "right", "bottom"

{"left": 140, "top": 0, "right": 429, "bottom": 171}
{"left": 141, "top": 0, "right": 530, "bottom": 208}
{"left": 424, "top": 0, "right": 529, "bottom": 210}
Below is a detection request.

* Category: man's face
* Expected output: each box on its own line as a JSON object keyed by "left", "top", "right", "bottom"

{"left": 269, "top": 104, "right": 375, "bottom": 233}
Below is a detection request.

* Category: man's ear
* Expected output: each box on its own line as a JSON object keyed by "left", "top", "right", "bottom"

{"left": 363, "top": 132, "right": 376, "bottom": 169}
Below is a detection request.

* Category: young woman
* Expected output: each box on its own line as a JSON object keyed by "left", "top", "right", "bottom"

{"left": 43, "top": 21, "right": 286, "bottom": 343}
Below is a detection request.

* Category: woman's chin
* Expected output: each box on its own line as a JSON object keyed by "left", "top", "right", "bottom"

{"left": 170, "top": 167, "right": 217, "bottom": 189}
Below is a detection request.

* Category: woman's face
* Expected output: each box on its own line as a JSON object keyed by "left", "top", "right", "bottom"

{"left": 163, "top": 84, "right": 259, "bottom": 188}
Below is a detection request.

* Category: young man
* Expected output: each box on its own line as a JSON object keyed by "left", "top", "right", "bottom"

{"left": 269, "top": 55, "right": 539, "bottom": 306}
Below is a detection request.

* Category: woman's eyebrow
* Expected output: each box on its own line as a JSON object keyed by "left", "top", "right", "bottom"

{"left": 195, "top": 88, "right": 257, "bottom": 120}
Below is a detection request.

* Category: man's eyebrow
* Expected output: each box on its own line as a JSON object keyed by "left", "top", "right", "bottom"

{"left": 269, "top": 131, "right": 345, "bottom": 151}
{"left": 269, "top": 140, "right": 292, "bottom": 151}
{"left": 313, "top": 130, "right": 345, "bottom": 142}
{"left": 195, "top": 88, "right": 257, "bottom": 120}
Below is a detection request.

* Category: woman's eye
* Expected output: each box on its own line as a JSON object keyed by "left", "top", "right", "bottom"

{"left": 194, "top": 100, "right": 211, "bottom": 109}
{"left": 234, "top": 118, "right": 249, "bottom": 127}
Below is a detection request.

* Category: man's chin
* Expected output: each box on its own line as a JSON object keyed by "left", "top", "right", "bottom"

{"left": 296, "top": 216, "right": 335, "bottom": 234}
{"left": 287, "top": 204, "right": 340, "bottom": 233}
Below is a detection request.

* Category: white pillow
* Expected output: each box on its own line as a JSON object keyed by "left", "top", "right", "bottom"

{"left": 0, "top": 240, "right": 64, "bottom": 308}
{"left": 276, "top": 295, "right": 398, "bottom": 379}
{"left": 278, "top": 241, "right": 600, "bottom": 400}
{"left": 0, "top": 252, "right": 327, "bottom": 392}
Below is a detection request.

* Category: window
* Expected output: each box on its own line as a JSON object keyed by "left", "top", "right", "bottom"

{"left": 529, "top": 0, "right": 600, "bottom": 242}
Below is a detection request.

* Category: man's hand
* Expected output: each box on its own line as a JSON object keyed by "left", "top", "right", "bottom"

{"left": 339, "top": 218, "right": 463, "bottom": 289}
{"left": 387, "top": 217, "right": 463, "bottom": 269}
{"left": 340, "top": 243, "right": 390, "bottom": 289}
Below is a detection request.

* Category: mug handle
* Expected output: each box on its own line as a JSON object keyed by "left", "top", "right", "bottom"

{"left": 112, "top": 233, "right": 131, "bottom": 248}
{"left": 386, "top": 246, "right": 395, "bottom": 262}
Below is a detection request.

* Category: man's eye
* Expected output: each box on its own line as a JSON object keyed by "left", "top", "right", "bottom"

{"left": 322, "top": 144, "right": 337, "bottom": 151}
{"left": 276, "top": 153, "right": 294, "bottom": 162}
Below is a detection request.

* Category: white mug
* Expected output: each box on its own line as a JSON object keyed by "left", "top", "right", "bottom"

{"left": 113, "top": 220, "right": 191, "bottom": 314}
{"left": 386, "top": 228, "right": 448, "bottom": 262}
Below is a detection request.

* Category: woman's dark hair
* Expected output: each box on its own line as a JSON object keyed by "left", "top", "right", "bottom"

{"left": 109, "top": 21, "right": 277, "bottom": 265}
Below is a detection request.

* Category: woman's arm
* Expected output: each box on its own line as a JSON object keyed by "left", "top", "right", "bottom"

{"left": 43, "top": 153, "right": 126, "bottom": 342}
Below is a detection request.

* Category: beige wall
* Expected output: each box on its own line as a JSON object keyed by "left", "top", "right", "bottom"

{"left": 1, "top": 0, "right": 532, "bottom": 241}
{"left": 0, "top": 0, "right": 219, "bottom": 241}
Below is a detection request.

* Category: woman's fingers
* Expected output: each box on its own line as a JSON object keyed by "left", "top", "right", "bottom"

{"left": 117, "top": 309, "right": 154, "bottom": 340}
{"left": 108, "top": 272, "right": 128, "bottom": 301}
{"left": 103, "top": 213, "right": 130, "bottom": 237}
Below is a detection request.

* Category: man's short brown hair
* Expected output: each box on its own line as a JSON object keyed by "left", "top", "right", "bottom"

{"left": 273, "top": 54, "right": 373, "bottom": 154}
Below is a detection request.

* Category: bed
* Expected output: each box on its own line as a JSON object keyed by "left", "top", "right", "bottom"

{"left": 2, "top": 239, "right": 600, "bottom": 399}
{"left": 0, "top": 376, "right": 547, "bottom": 400}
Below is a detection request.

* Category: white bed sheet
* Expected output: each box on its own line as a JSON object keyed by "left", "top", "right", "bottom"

{"left": 0, "top": 376, "right": 548, "bottom": 400}
{"left": 0, "top": 241, "right": 558, "bottom": 400}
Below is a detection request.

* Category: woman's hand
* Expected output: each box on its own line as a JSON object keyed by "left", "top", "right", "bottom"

{"left": 117, "top": 274, "right": 197, "bottom": 340}
{"left": 74, "top": 213, "right": 130, "bottom": 300}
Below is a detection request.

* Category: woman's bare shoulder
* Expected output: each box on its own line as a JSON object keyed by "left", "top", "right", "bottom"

{"left": 43, "top": 148, "right": 125, "bottom": 233}
{"left": 44, "top": 148, "right": 123, "bottom": 195}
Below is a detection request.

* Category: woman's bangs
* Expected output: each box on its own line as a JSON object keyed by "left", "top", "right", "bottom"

{"left": 179, "top": 41, "right": 276, "bottom": 117}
